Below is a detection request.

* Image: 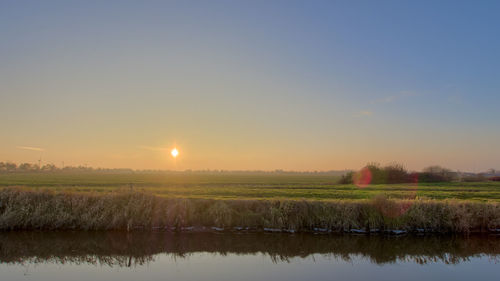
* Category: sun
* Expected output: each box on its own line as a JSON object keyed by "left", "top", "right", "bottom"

{"left": 171, "top": 148, "right": 179, "bottom": 158}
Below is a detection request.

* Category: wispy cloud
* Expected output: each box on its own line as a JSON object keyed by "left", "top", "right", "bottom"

{"left": 354, "top": 110, "right": 373, "bottom": 117}
{"left": 138, "top": 145, "right": 169, "bottom": 151}
{"left": 16, "top": 146, "right": 44, "bottom": 152}
{"left": 109, "top": 153, "right": 142, "bottom": 159}
{"left": 371, "top": 91, "right": 415, "bottom": 105}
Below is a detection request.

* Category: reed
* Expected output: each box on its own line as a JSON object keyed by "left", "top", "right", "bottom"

{"left": 0, "top": 188, "right": 498, "bottom": 233}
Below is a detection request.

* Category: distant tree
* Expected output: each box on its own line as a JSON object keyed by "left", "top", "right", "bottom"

{"left": 462, "top": 174, "right": 486, "bottom": 182}
{"left": 5, "top": 162, "right": 17, "bottom": 172}
{"left": 420, "top": 165, "right": 457, "bottom": 182}
{"left": 383, "top": 163, "right": 409, "bottom": 184}
{"left": 41, "top": 164, "right": 57, "bottom": 172}
{"left": 364, "top": 162, "right": 385, "bottom": 184}
{"left": 423, "top": 165, "right": 450, "bottom": 174}
{"left": 18, "top": 163, "right": 33, "bottom": 172}
{"left": 339, "top": 171, "right": 354, "bottom": 184}
{"left": 340, "top": 163, "right": 411, "bottom": 185}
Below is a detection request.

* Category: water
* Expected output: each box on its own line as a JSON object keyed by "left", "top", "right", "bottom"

{"left": 0, "top": 232, "right": 498, "bottom": 281}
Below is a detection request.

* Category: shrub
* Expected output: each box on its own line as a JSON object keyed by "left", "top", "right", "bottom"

{"left": 488, "top": 176, "right": 500, "bottom": 182}
{"left": 339, "top": 172, "right": 354, "bottom": 184}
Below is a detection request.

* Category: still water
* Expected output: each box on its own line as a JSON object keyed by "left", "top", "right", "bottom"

{"left": 0, "top": 231, "right": 498, "bottom": 281}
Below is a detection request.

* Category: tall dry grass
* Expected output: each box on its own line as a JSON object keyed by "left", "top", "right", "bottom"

{"left": 0, "top": 188, "right": 498, "bottom": 233}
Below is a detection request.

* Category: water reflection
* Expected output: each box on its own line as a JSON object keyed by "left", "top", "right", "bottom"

{"left": 0, "top": 232, "right": 498, "bottom": 267}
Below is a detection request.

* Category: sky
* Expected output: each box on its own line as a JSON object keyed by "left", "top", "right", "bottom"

{"left": 1, "top": 0, "right": 499, "bottom": 171}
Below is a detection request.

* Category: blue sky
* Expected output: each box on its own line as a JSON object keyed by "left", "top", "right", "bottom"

{"left": 0, "top": 0, "right": 499, "bottom": 171}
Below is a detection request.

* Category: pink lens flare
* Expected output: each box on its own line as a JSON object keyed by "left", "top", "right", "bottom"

{"left": 353, "top": 167, "right": 372, "bottom": 188}
{"left": 378, "top": 172, "right": 419, "bottom": 218}
{"left": 352, "top": 166, "right": 420, "bottom": 218}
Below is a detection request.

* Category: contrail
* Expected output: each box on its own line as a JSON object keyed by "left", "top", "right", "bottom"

{"left": 16, "top": 146, "right": 45, "bottom": 152}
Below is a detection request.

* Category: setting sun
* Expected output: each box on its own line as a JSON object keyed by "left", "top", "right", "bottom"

{"left": 171, "top": 148, "right": 179, "bottom": 158}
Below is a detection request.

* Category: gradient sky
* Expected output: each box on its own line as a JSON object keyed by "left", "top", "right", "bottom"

{"left": 1, "top": 0, "right": 499, "bottom": 171}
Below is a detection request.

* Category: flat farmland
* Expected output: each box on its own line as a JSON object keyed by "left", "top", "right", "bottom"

{"left": 0, "top": 172, "right": 499, "bottom": 202}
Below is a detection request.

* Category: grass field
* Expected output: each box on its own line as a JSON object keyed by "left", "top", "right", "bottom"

{"left": 0, "top": 172, "right": 499, "bottom": 232}
{"left": 0, "top": 172, "right": 499, "bottom": 202}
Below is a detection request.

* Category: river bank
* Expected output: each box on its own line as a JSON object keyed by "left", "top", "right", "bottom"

{"left": 0, "top": 188, "right": 498, "bottom": 233}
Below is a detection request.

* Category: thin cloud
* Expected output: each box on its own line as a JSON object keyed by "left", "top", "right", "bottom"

{"left": 109, "top": 153, "right": 142, "bottom": 159}
{"left": 138, "top": 145, "right": 169, "bottom": 151}
{"left": 16, "top": 146, "right": 45, "bottom": 152}
{"left": 354, "top": 110, "right": 373, "bottom": 117}
{"left": 371, "top": 91, "right": 415, "bottom": 104}
{"left": 376, "top": 95, "right": 398, "bottom": 104}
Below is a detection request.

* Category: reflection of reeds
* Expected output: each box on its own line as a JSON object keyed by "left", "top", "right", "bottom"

{"left": 0, "top": 188, "right": 498, "bottom": 232}
{"left": 0, "top": 232, "right": 498, "bottom": 266}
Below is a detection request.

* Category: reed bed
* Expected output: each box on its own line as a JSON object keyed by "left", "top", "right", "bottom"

{"left": 0, "top": 188, "right": 498, "bottom": 233}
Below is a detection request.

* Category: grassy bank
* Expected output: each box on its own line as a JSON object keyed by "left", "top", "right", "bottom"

{"left": 0, "top": 188, "right": 498, "bottom": 233}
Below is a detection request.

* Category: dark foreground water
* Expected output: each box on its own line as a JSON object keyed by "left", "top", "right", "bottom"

{"left": 0, "top": 232, "right": 498, "bottom": 281}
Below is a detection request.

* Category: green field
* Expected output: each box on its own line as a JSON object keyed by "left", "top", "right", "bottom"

{"left": 1, "top": 172, "right": 499, "bottom": 202}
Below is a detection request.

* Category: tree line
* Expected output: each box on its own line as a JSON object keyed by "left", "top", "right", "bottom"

{"left": 339, "top": 163, "right": 499, "bottom": 183}
{"left": 0, "top": 162, "right": 132, "bottom": 173}
{"left": 1, "top": 161, "right": 498, "bottom": 182}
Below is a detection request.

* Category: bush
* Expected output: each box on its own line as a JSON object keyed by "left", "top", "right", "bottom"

{"left": 462, "top": 175, "right": 486, "bottom": 182}
{"left": 339, "top": 163, "right": 447, "bottom": 184}
{"left": 339, "top": 172, "right": 354, "bottom": 184}
{"left": 417, "top": 172, "right": 450, "bottom": 183}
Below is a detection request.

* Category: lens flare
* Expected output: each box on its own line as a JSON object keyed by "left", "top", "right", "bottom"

{"left": 353, "top": 167, "right": 372, "bottom": 188}
{"left": 353, "top": 166, "right": 419, "bottom": 218}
